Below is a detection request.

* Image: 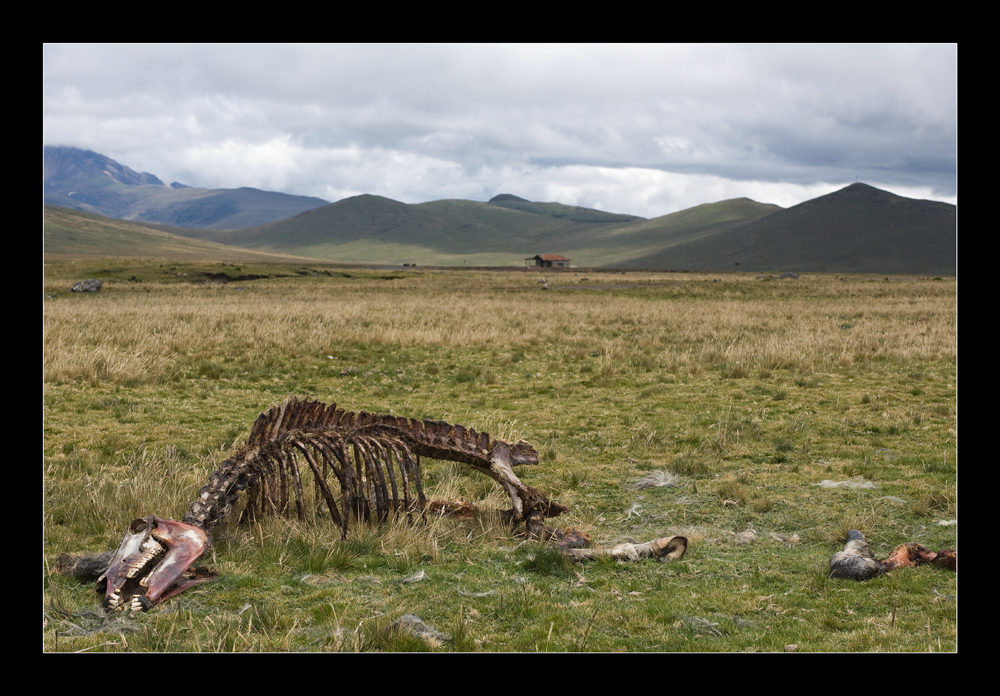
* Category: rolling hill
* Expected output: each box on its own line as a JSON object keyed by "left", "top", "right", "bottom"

{"left": 608, "top": 183, "right": 955, "bottom": 274}
{"left": 185, "top": 194, "right": 642, "bottom": 266}
{"left": 42, "top": 147, "right": 956, "bottom": 274}
{"left": 175, "top": 192, "right": 780, "bottom": 268}
{"left": 43, "top": 205, "right": 328, "bottom": 263}
{"left": 727, "top": 183, "right": 956, "bottom": 274}
{"left": 486, "top": 193, "right": 643, "bottom": 223}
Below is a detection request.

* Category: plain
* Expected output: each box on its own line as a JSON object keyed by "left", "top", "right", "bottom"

{"left": 43, "top": 261, "right": 956, "bottom": 652}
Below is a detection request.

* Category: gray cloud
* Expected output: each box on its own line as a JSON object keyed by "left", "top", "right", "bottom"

{"left": 43, "top": 44, "right": 956, "bottom": 217}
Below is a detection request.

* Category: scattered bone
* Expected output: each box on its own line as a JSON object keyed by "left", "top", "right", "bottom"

{"left": 564, "top": 535, "right": 687, "bottom": 563}
{"left": 628, "top": 470, "right": 679, "bottom": 490}
{"left": 70, "top": 279, "right": 102, "bottom": 293}
{"left": 812, "top": 476, "right": 876, "bottom": 489}
{"left": 457, "top": 588, "right": 495, "bottom": 597}
{"left": 732, "top": 615, "right": 758, "bottom": 629}
{"left": 770, "top": 532, "right": 801, "bottom": 545}
{"left": 300, "top": 574, "right": 332, "bottom": 586}
{"left": 622, "top": 503, "right": 643, "bottom": 521}
{"left": 682, "top": 615, "right": 722, "bottom": 637}
{"left": 390, "top": 614, "right": 450, "bottom": 645}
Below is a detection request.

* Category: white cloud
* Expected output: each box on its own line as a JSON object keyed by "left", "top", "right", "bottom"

{"left": 180, "top": 137, "right": 301, "bottom": 192}
{"left": 43, "top": 43, "right": 956, "bottom": 216}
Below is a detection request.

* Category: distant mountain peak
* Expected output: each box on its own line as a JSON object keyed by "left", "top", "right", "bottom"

{"left": 44, "top": 145, "right": 165, "bottom": 187}
{"left": 836, "top": 182, "right": 888, "bottom": 196}
{"left": 43, "top": 146, "right": 329, "bottom": 229}
{"left": 489, "top": 193, "right": 529, "bottom": 203}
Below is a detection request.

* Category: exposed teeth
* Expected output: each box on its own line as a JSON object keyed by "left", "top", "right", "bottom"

{"left": 126, "top": 544, "right": 164, "bottom": 579}
{"left": 108, "top": 592, "right": 121, "bottom": 607}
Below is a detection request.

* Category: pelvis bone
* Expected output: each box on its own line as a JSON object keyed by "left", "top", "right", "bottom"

{"left": 829, "top": 530, "right": 957, "bottom": 581}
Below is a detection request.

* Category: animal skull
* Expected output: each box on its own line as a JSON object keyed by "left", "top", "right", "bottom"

{"left": 98, "top": 516, "right": 209, "bottom": 612}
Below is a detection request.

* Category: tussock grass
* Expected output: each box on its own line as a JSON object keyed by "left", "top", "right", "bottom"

{"left": 44, "top": 267, "right": 956, "bottom": 389}
{"left": 911, "top": 492, "right": 952, "bottom": 517}
{"left": 669, "top": 455, "right": 711, "bottom": 476}
{"left": 716, "top": 480, "right": 750, "bottom": 506}
{"left": 43, "top": 263, "right": 956, "bottom": 651}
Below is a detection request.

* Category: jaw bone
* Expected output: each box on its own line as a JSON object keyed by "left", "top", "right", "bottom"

{"left": 98, "top": 517, "right": 209, "bottom": 611}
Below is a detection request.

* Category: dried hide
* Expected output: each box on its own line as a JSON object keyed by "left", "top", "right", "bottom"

{"left": 829, "top": 530, "right": 957, "bottom": 581}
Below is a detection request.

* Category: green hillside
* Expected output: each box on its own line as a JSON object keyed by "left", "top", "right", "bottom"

{"left": 556, "top": 198, "right": 782, "bottom": 267}
{"left": 43, "top": 205, "right": 326, "bottom": 263}
{"left": 729, "top": 183, "right": 956, "bottom": 274}
{"left": 615, "top": 183, "right": 955, "bottom": 274}
{"left": 487, "top": 194, "right": 643, "bottom": 223}
{"left": 196, "top": 194, "right": 640, "bottom": 265}
{"left": 43, "top": 182, "right": 956, "bottom": 275}
{"left": 182, "top": 192, "right": 779, "bottom": 268}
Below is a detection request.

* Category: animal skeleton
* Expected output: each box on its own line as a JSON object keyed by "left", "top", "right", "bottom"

{"left": 182, "top": 397, "right": 569, "bottom": 538}
{"left": 57, "top": 398, "right": 687, "bottom": 612}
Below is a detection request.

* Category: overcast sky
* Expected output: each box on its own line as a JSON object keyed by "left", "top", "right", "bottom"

{"left": 43, "top": 44, "right": 957, "bottom": 218}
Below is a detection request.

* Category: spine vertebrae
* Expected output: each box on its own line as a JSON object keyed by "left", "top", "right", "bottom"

{"left": 182, "top": 397, "right": 558, "bottom": 537}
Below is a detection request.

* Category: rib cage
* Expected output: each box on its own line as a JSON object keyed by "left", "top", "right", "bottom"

{"left": 182, "top": 397, "right": 568, "bottom": 537}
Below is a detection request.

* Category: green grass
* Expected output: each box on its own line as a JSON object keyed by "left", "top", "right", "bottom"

{"left": 43, "top": 262, "right": 957, "bottom": 651}
{"left": 44, "top": 206, "right": 322, "bottom": 264}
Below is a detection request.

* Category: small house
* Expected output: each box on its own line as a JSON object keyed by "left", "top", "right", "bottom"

{"left": 527, "top": 254, "right": 571, "bottom": 268}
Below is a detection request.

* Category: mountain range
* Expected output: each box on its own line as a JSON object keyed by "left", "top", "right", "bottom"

{"left": 44, "top": 146, "right": 328, "bottom": 229}
{"left": 43, "top": 146, "right": 956, "bottom": 274}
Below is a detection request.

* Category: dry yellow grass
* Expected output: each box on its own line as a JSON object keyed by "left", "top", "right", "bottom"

{"left": 44, "top": 270, "right": 955, "bottom": 387}
{"left": 43, "top": 264, "right": 957, "bottom": 652}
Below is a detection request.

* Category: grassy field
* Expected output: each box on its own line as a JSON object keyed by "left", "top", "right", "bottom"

{"left": 43, "top": 206, "right": 328, "bottom": 264}
{"left": 42, "top": 261, "right": 957, "bottom": 652}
